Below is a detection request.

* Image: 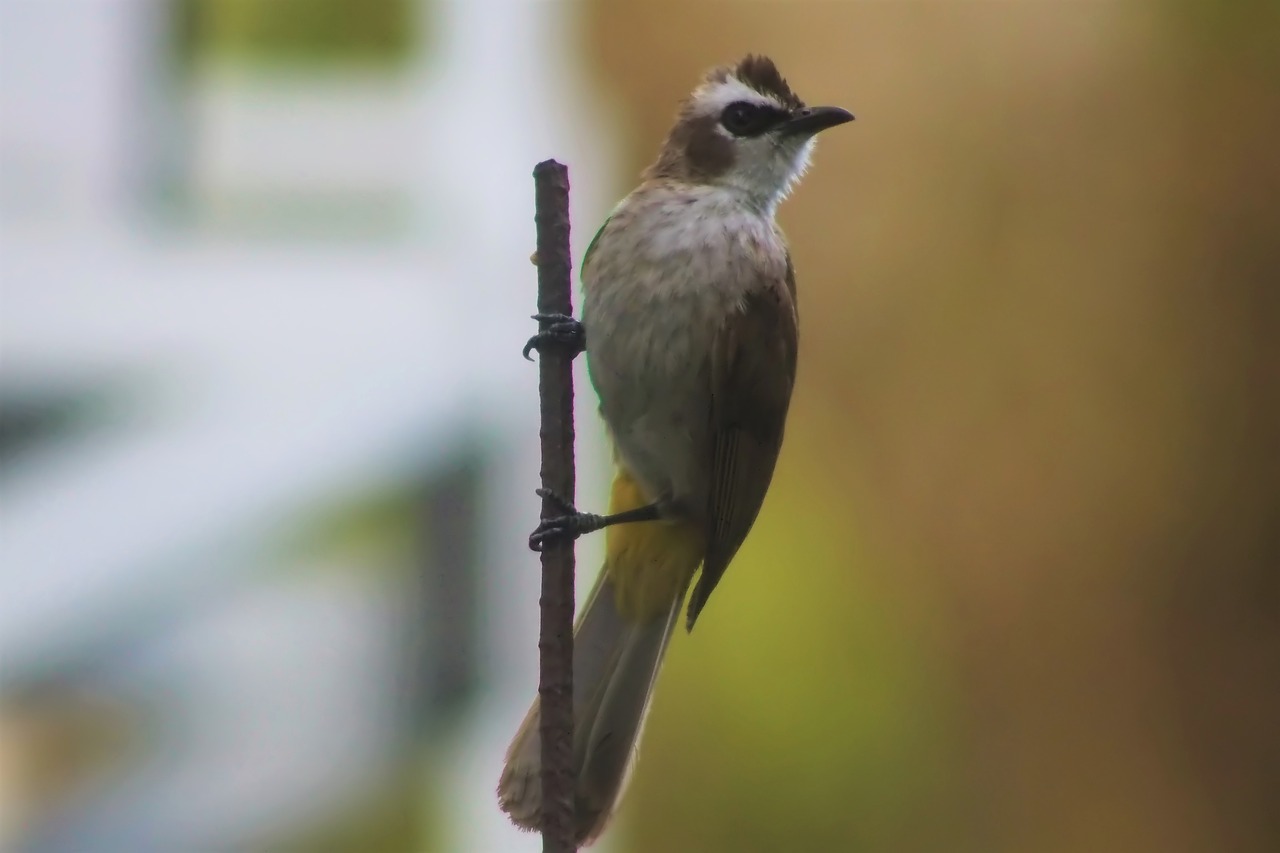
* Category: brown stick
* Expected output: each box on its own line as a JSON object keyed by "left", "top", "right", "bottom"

{"left": 532, "top": 159, "right": 576, "bottom": 852}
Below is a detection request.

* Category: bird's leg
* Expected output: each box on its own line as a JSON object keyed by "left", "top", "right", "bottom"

{"left": 529, "top": 488, "right": 662, "bottom": 551}
{"left": 522, "top": 313, "right": 585, "bottom": 361}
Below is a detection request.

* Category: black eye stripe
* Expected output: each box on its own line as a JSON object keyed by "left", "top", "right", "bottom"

{"left": 720, "top": 101, "right": 789, "bottom": 137}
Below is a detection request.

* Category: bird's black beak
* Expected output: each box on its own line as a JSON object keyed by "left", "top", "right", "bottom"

{"left": 781, "top": 105, "right": 855, "bottom": 136}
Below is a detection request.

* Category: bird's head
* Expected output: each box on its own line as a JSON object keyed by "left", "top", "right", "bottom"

{"left": 646, "top": 55, "right": 853, "bottom": 212}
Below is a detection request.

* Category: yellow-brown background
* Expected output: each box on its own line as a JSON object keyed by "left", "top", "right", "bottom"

{"left": 582, "top": 2, "right": 1279, "bottom": 851}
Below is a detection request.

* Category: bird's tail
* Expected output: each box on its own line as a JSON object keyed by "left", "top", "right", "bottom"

{"left": 497, "top": 468, "right": 703, "bottom": 845}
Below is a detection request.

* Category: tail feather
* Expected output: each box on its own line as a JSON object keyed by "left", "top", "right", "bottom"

{"left": 498, "top": 467, "right": 704, "bottom": 844}
{"left": 576, "top": 573, "right": 687, "bottom": 840}
{"left": 496, "top": 568, "right": 688, "bottom": 845}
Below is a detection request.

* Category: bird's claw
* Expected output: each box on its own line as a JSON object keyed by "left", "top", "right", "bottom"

{"left": 536, "top": 487, "right": 576, "bottom": 515}
{"left": 522, "top": 314, "right": 585, "bottom": 361}
{"left": 529, "top": 488, "right": 598, "bottom": 552}
{"left": 529, "top": 516, "right": 581, "bottom": 552}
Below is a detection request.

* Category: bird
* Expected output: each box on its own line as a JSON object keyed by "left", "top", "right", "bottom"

{"left": 500, "top": 54, "right": 853, "bottom": 845}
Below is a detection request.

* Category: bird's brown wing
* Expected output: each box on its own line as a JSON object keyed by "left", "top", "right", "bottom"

{"left": 686, "top": 258, "right": 799, "bottom": 629}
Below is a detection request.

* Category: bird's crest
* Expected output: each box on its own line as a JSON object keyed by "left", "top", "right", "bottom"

{"left": 703, "top": 54, "right": 805, "bottom": 112}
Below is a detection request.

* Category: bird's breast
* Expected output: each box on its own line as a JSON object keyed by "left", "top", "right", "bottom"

{"left": 580, "top": 185, "right": 788, "bottom": 505}
{"left": 583, "top": 188, "right": 780, "bottom": 389}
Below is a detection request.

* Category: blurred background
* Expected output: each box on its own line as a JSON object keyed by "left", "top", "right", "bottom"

{"left": 1, "top": 1, "right": 1276, "bottom": 852}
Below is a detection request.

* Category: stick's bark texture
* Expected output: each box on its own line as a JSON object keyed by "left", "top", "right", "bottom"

{"left": 532, "top": 159, "right": 576, "bottom": 853}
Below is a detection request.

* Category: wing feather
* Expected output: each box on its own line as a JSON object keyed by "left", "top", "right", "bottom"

{"left": 686, "top": 257, "right": 799, "bottom": 628}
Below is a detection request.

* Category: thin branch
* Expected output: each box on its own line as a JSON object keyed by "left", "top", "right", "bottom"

{"left": 532, "top": 159, "right": 576, "bottom": 853}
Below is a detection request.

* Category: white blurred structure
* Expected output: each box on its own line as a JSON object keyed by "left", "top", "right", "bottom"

{"left": 0, "top": 1, "right": 618, "bottom": 850}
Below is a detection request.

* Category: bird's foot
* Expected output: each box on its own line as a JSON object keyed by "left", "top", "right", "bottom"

{"left": 522, "top": 314, "right": 585, "bottom": 361}
{"left": 529, "top": 488, "right": 603, "bottom": 551}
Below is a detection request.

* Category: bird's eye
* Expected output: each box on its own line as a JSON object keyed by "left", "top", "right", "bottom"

{"left": 721, "top": 101, "right": 775, "bottom": 137}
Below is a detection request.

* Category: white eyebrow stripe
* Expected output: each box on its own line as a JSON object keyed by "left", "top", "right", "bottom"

{"left": 690, "top": 77, "right": 782, "bottom": 116}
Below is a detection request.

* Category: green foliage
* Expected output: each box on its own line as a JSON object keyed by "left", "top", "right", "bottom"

{"left": 174, "top": 0, "right": 418, "bottom": 68}
{"left": 262, "top": 764, "right": 439, "bottom": 853}
{"left": 622, "top": 451, "right": 958, "bottom": 851}
{"left": 265, "top": 485, "right": 422, "bottom": 582}
{"left": 1168, "top": 0, "right": 1280, "bottom": 70}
